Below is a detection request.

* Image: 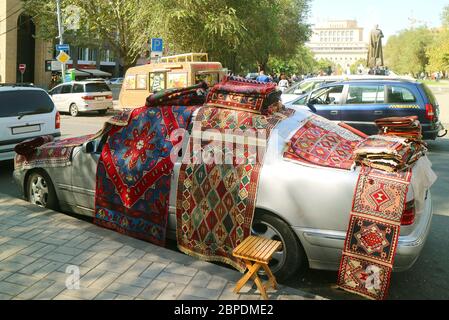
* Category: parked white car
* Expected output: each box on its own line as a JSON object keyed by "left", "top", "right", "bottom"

{"left": 0, "top": 85, "right": 61, "bottom": 161}
{"left": 49, "top": 81, "right": 113, "bottom": 117}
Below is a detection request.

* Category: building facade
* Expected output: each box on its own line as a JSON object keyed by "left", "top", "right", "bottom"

{"left": 307, "top": 20, "right": 368, "bottom": 68}
{"left": 0, "top": 0, "right": 117, "bottom": 89}
{"left": 0, "top": 0, "right": 53, "bottom": 87}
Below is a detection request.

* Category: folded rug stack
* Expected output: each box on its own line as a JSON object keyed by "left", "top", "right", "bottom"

{"left": 354, "top": 134, "right": 426, "bottom": 172}
{"left": 375, "top": 116, "right": 422, "bottom": 140}
{"left": 205, "top": 76, "right": 282, "bottom": 115}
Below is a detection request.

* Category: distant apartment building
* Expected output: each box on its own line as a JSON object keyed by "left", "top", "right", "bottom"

{"left": 306, "top": 20, "right": 368, "bottom": 68}
{"left": 0, "top": 0, "right": 117, "bottom": 88}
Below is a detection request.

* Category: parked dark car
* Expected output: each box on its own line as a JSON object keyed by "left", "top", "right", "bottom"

{"left": 287, "top": 79, "right": 445, "bottom": 140}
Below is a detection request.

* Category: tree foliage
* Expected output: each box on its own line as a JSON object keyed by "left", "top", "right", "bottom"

{"left": 426, "top": 29, "right": 449, "bottom": 73}
{"left": 384, "top": 27, "right": 434, "bottom": 75}
{"left": 22, "top": 0, "right": 311, "bottom": 73}
{"left": 268, "top": 46, "right": 316, "bottom": 75}
{"left": 22, "top": 0, "right": 159, "bottom": 69}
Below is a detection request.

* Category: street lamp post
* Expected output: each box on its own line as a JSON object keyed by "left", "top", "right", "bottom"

{"left": 56, "top": 0, "right": 66, "bottom": 82}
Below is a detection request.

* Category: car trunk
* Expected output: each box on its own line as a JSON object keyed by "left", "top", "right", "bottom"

{"left": 0, "top": 90, "right": 57, "bottom": 153}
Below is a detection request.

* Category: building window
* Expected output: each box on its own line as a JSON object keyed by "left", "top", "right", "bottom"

{"left": 88, "top": 49, "right": 97, "bottom": 61}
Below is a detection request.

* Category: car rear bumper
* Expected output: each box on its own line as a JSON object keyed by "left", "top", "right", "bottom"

{"left": 78, "top": 101, "right": 113, "bottom": 112}
{"left": 0, "top": 132, "right": 61, "bottom": 162}
{"left": 422, "top": 122, "right": 445, "bottom": 140}
{"left": 293, "top": 191, "right": 433, "bottom": 272}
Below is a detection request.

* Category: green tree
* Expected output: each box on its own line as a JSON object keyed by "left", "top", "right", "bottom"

{"left": 384, "top": 27, "right": 434, "bottom": 75}
{"left": 156, "top": 0, "right": 311, "bottom": 73}
{"left": 22, "top": 0, "right": 160, "bottom": 71}
{"left": 350, "top": 59, "right": 367, "bottom": 74}
{"left": 427, "top": 29, "right": 449, "bottom": 73}
{"left": 268, "top": 46, "right": 317, "bottom": 75}
{"left": 22, "top": 0, "right": 311, "bottom": 74}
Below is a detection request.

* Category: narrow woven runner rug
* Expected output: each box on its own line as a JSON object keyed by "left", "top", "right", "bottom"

{"left": 176, "top": 107, "right": 294, "bottom": 271}
{"left": 337, "top": 166, "right": 412, "bottom": 300}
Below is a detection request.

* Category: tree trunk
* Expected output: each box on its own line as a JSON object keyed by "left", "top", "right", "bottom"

{"left": 96, "top": 48, "right": 101, "bottom": 70}
{"left": 72, "top": 45, "right": 78, "bottom": 69}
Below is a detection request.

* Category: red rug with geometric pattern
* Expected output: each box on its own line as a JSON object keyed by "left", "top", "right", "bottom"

{"left": 337, "top": 166, "right": 412, "bottom": 300}
{"left": 284, "top": 115, "right": 363, "bottom": 170}
{"left": 176, "top": 106, "right": 294, "bottom": 272}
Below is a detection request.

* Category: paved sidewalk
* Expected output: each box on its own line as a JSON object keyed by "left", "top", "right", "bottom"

{"left": 0, "top": 194, "right": 325, "bottom": 300}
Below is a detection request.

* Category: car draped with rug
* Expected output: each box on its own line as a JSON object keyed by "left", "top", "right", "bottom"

{"left": 13, "top": 77, "right": 436, "bottom": 300}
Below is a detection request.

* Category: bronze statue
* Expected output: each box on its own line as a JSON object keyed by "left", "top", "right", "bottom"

{"left": 367, "top": 25, "right": 384, "bottom": 68}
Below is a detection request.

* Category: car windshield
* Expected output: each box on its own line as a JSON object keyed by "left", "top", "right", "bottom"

{"left": 0, "top": 90, "right": 54, "bottom": 118}
{"left": 85, "top": 83, "right": 111, "bottom": 93}
{"left": 284, "top": 80, "right": 317, "bottom": 94}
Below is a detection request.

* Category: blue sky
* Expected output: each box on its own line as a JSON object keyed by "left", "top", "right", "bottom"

{"left": 309, "top": 0, "right": 448, "bottom": 42}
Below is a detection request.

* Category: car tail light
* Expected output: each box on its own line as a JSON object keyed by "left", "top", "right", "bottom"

{"left": 55, "top": 111, "right": 60, "bottom": 129}
{"left": 401, "top": 201, "right": 415, "bottom": 226}
{"left": 106, "top": 95, "right": 113, "bottom": 100}
{"left": 425, "top": 103, "right": 435, "bottom": 121}
{"left": 82, "top": 96, "right": 95, "bottom": 100}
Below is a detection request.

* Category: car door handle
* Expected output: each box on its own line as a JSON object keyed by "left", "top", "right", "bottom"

{"left": 330, "top": 111, "right": 339, "bottom": 115}
{"left": 374, "top": 111, "right": 384, "bottom": 115}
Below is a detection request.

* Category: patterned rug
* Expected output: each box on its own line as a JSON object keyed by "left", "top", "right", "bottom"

{"left": 15, "top": 134, "right": 95, "bottom": 171}
{"left": 176, "top": 106, "right": 294, "bottom": 272}
{"left": 146, "top": 82, "right": 208, "bottom": 107}
{"left": 354, "top": 135, "right": 426, "bottom": 172}
{"left": 94, "top": 105, "right": 198, "bottom": 246}
{"left": 337, "top": 166, "right": 412, "bottom": 300}
{"left": 284, "top": 115, "right": 362, "bottom": 170}
{"left": 205, "top": 76, "right": 281, "bottom": 115}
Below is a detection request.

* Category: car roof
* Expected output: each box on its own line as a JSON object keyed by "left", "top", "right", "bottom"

{"left": 0, "top": 85, "right": 47, "bottom": 93}
{"left": 321, "top": 79, "right": 420, "bottom": 86}
{"left": 55, "top": 80, "right": 107, "bottom": 85}
{"left": 303, "top": 75, "right": 417, "bottom": 82}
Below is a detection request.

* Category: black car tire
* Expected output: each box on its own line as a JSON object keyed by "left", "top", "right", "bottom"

{"left": 26, "top": 170, "right": 59, "bottom": 211}
{"left": 252, "top": 210, "right": 307, "bottom": 283}
{"left": 70, "top": 104, "right": 79, "bottom": 117}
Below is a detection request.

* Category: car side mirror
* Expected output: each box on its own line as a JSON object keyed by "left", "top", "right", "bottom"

{"left": 306, "top": 101, "right": 317, "bottom": 113}
{"left": 82, "top": 141, "right": 96, "bottom": 154}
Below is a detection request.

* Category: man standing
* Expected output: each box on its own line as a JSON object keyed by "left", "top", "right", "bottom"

{"left": 256, "top": 70, "right": 271, "bottom": 83}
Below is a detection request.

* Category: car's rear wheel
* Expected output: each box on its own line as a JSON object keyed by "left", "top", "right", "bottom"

{"left": 251, "top": 211, "right": 307, "bottom": 283}
{"left": 27, "top": 171, "right": 58, "bottom": 210}
{"left": 70, "top": 103, "right": 79, "bottom": 117}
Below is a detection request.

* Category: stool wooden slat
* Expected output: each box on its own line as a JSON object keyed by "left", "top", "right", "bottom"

{"left": 232, "top": 236, "right": 282, "bottom": 300}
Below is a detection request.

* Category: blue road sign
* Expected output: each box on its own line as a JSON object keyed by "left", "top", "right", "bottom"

{"left": 56, "top": 44, "right": 70, "bottom": 52}
{"left": 151, "top": 38, "right": 163, "bottom": 52}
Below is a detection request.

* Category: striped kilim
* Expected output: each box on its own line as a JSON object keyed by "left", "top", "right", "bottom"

{"left": 176, "top": 107, "right": 294, "bottom": 271}
{"left": 337, "top": 166, "right": 412, "bottom": 300}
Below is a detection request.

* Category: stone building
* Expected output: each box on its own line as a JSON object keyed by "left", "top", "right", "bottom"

{"left": 306, "top": 20, "right": 368, "bottom": 68}
{"left": 0, "top": 0, "right": 53, "bottom": 87}
{"left": 0, "top": 0, "right": 118, "bottom": 89}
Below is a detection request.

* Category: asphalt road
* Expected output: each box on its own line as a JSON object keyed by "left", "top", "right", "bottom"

{"left": 1, "top": 91, "right": 449, "bottom": 300}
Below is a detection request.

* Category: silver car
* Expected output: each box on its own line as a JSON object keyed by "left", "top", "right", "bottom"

{"left": 13, "top": 106, "right": 434, "bottom": 282}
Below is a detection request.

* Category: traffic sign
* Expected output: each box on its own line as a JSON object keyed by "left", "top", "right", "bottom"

{"left": 19, "top": 64, "right": 26, "bottom": 74}
{"left": 56, "top": 44, "right": 70, "bottom": 52}
{"left": 151, "top": 38, "right": 163, "bottom": 53}
{"left": 56, "top": 51, "right": 71, "bottom": 64}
